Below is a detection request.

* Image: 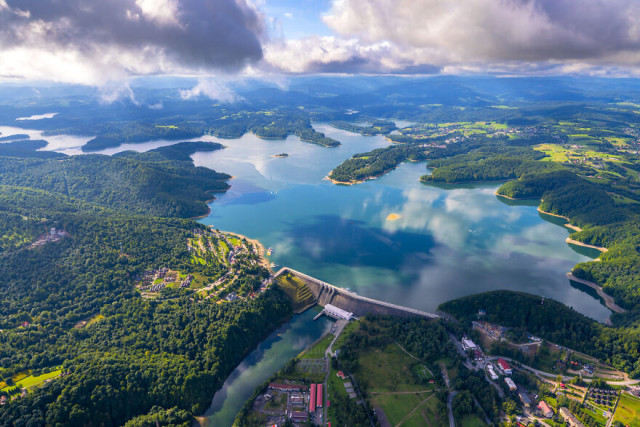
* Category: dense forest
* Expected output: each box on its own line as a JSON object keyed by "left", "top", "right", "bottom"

{"left": 329, "top": 145, "right": 428, "bottom": 183}
{"left": 0, "top": 147, "right": 295, "bottom": 425}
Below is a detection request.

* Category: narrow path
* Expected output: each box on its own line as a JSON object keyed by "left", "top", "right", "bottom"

{"left": 395, "top": 394, "right": 435, "bottom": 427}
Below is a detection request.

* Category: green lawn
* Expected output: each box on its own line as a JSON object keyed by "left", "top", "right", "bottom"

{"left": 370, "top": 393, "right": 425, "bottom": 425}
{"left": 613, "top": 393, "right": 640, "bottom": 427}
{"left": 0, "top": 369, "right": 62, "bottom": 393}
{"left": 355, "top": 344, "right": 424, "bottom": 393}
{"left": 300, "top": 333, "right": 333, "bottom": 359}
{"left": 400, "top": 395, "right": 446, "bottom": 427}
{"left": 459, "top": 414, "right": 488, "bottom": 427}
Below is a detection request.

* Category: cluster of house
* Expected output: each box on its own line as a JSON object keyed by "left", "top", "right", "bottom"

{"left": 137, "top": 268, "right": 193, "bottom": 292}
{"left": 588, "top": 388, "right": 617, "bottom": 407}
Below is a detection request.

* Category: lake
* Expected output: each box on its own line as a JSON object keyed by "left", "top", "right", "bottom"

{"left": 193, "top": 124, "right": 610, "bottom": 322}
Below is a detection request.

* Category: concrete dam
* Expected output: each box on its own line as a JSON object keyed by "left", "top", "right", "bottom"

{"left": 274, "top": 267, "right": 440, "bottom": 320}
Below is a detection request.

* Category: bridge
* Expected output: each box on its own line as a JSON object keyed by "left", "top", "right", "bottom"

{"left": 274, "top": 267, "right": 440, "bottom": 320}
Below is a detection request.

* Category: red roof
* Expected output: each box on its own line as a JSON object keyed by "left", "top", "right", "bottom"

{"left": 538, "top": 401, "right": 553, "bottom": 413}
{"left": 310, "top": 384, "right": 316, "bottom": 412}
{"left": 317, "top": 383, "right": 323, "bottom": 407}
{"left": 497, "top": 358, "right": 511, "bottom": 370}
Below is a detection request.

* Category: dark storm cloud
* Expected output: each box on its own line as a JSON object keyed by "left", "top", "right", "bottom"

{"left": 0, "top": 0, "right": 264, "bottom": 73}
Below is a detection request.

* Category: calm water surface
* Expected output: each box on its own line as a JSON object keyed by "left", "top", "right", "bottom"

{"left": 193, "top": 124, "right": 611, "bottom": 322}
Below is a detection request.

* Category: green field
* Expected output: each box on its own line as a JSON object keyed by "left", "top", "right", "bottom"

{"left": 613, "top": 393, "right": 640, "bottom": 427}
{"left": 371, "top": 393, "right": 426, "bottom": 425}
{"left": 0, "top": 369, "right": 62, "bottom": 393}
{"left": 300, "top": 333, "right": 333, "bottom": 359}
{"left": 355, "top": 343, "right": 425, "bottom": 393}
{"left": 460, "top": 414, "right": 488, "bottom": 427}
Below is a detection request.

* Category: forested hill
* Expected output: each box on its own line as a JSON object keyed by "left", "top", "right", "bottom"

{"left": 0, "top": 151, "right": 229, "bottom": 218}
{"left": 439, "top": 291, "right": 640, "bottom": 377}
{"left": 0, "top": 148, "right": 294, "bottom": 425}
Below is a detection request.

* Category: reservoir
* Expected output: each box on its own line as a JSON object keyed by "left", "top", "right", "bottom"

{"left": 193, "top": 124, "right": 611, "bottom": 322}
{"left": 194, "top": 124, "right": 612, "bottom": 425}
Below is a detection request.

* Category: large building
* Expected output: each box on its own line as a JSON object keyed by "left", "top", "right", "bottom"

{"left": 538, "top": 401, "right": 554, "bottom": 418}
{"left": 487, "top": 365, "right": 499, "bottom": 381}
{"left": 324, "top": 304, "right": 354, "bottom": 321}
{"left": 505, "top": 377, "right": 517, "bottom": 391}
{"left": 316, "top": 383, "right": 323, "bottom": 408}
{"left": 462, "top": 338, "right": 477, "bottom": 351}
{"left": 497, "top": 358, "right": 512, "bottom": 375}
{"left": 310, "top": 384, "right": 316, "bottom": 412}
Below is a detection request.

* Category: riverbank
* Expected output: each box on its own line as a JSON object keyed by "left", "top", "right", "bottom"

{"left": 567, "top": 273, "right": 626, "bottom": 314}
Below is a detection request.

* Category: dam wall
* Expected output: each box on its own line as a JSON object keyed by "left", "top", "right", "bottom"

{"left": 275, "top": 268, "right": 439, "bottom": 320}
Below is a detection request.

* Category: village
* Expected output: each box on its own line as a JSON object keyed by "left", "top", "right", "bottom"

{"left": 135, "top": 227, "right": 275, "bottom": 302}
{"left": 453, "top": 319, "right": 640, "bottom": 427}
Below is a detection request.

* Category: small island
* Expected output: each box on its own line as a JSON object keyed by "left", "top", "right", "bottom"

{"left": 271, "top": 152, "right": 289, "bottom": 158}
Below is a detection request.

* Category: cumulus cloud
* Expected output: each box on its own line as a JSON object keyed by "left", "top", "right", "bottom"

{"left": 180, "top": 78, "right": 241, "bottom": 102}
{"left": 0, "top": 0, "right": 266, "bottom": 84}
{"left": 265, "top": 0, "right": 640, "bottom": 74}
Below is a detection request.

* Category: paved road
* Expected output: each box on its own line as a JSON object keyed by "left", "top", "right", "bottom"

{"left": 447, "top": 391, "right": 457, "bottom": 427}
{"left": 486, "top": 356, "right": 640, "bottom": 386}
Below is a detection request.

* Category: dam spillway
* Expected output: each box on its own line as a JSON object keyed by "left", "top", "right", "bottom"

{"left": 274, "top": 267, "right": 440, "bottom": 320}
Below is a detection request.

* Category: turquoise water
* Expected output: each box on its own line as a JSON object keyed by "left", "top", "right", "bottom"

{"left": 193, "top": 124, "right": 611, "bottom": 322}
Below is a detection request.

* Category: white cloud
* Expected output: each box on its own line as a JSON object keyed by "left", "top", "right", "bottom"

{"left": 264, "top": 0, "right": 640, "bottom": 75}
{"left": 179, "top": 78, "right": 241, "bottom": 102}
{"left": 0, "top": 0, "right": 265, "bottom": 84}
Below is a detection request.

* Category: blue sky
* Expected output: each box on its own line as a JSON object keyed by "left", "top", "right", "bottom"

{"left": 263, "top": 0, "right": 333, "bottom": 39}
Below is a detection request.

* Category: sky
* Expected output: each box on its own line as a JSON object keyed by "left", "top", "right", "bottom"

{"left": 2, "top": 0, "right": 640, "bottom": 90}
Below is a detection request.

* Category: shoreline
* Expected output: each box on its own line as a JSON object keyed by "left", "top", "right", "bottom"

{"left": 567, "top": 273, "right": 626, "bottom": 314}
{"left": 535, "top": 207, "right": 583, "bottom": 232}
{"left": 495, "top": 191, "right": 620, "bottom": 314}
{"left": 224, "top": 231, "right": 271, "bottom": 270}
{"left": 323, "top": 174, "right": 363, "bottom": 185}
{"left": 494, "top": 191, "right": 538, "bottom": 201}
{"left": 566, "top": 237, "right": 608, "bottom": 253}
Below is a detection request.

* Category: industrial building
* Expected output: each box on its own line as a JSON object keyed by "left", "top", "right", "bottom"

{"left": 316, "top": 383, "right": 323, "bottom": 408}
{"left": 309, "top": 384, "right": 316, "bottom": 412}
{"left": 323, "top": 304, "right": 354, "bottom": 320}
{"left": 462, "top": 338, "right": 477, "bottom": 351}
